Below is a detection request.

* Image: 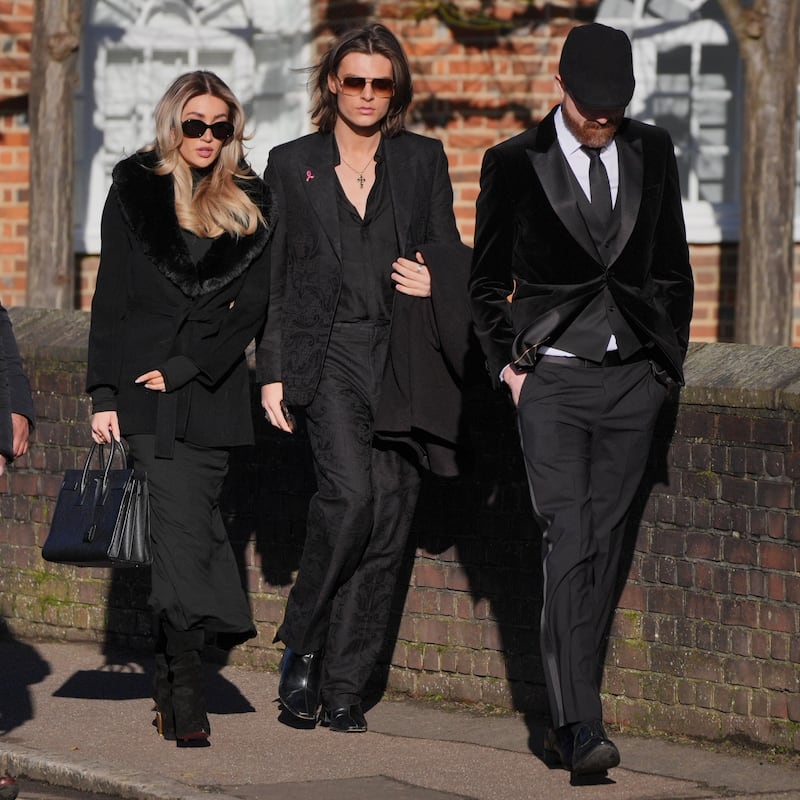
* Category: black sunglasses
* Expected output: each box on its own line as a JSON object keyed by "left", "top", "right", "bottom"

{"left": 336, "top": 75, "right": 395, "bottom": 98}
{"left": 181, "top": 119, "right": 234, "bottom": 141}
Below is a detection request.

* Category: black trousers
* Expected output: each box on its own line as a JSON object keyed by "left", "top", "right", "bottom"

{"left": 516, "top": 358, "right": 667, "bottom": 728}
{"left": 277, "top": 322, "right": 421, "bottom": 706}
{"left": 127, "top": 435, "right": 255, "bottom": 646}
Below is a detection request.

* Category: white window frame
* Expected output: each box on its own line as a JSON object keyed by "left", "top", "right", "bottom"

{"left": 599, "top": 0, "right": 742, "bottom": 243}
{"left": 75, "top": 0, "right": 312, "bottom": 253}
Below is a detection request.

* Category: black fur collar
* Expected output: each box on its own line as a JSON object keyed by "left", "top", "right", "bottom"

{"left": 112, "top": 151, "right": 276, "bottom": 297}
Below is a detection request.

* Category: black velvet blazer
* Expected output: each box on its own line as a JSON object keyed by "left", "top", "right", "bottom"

{"left": 255, "top": 130, "right": 461, "bottom": 406}
{"left": 86, "top": 151, "right": 276, "bottom": 456}
{"left": 470, "top": 107, "right": 694, "bottom": 385}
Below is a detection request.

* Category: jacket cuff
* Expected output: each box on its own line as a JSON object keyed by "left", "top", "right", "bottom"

{"left": 159, "top": 355, "right": 200, "bottom": 391}
{"left": 90, "top": 386, "right": 117, "bottom": 414}
{"left": 255, "top": 355, "right": 281, "bottom": 386}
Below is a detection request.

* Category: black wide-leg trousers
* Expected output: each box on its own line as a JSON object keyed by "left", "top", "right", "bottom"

{"left": 276, "top": 321, "right": 421, "bottom": 707}
{"left": 516, "top": 358, "right": 667, "bottom": 729}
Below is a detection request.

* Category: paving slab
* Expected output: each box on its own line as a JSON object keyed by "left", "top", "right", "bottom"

{"left": 1, "top": 640, "right": 799, "bottom": 800}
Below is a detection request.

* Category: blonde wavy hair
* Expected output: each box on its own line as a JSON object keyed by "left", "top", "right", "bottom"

{"left": 144, "top": 71, "right": 264, "bottom": 238}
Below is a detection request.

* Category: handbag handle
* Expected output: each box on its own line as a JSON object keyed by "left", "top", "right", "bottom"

{"left": 79, "top": 440, "right": 128, "bottom": 496}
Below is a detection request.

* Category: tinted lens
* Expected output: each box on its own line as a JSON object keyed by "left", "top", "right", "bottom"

{"left": 340, "top": 76, "right": 367, "bottom": 94}
{"left": 338, "top": 76, "right": 394, "bottom": 98}
{"left": 181, "top": 119, "right": 234, "bottom": 140}
{"left": 370, "top": 78, "right": 395, "bottom": 97}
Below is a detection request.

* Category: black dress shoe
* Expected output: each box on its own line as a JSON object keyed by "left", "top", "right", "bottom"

{"left": 278, "top": 648, "right": 322, "bottom": 721}
{"left": 320, "top": 703, "right": 367, "bottom": 733}
{"left": 543, "top": 725, "right": 573, "bottom": 769}
{"left": 570, "top": 720, "right": 620, "bottom": 776}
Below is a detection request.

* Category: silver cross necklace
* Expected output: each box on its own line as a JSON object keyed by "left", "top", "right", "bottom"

{"left": 339, "top": 152, "right": 376, "bottom": 188}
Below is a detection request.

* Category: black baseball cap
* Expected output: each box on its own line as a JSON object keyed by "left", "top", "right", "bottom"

{"left": 558, "top": 23, "right": 635, "bottom": 110}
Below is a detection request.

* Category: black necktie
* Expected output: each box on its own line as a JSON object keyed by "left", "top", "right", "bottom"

{"left": 581, "top": 145, "right": 612, "bottom": 225}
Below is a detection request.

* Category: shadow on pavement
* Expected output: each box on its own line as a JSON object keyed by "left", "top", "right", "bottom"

{"left": 0, "top": 622, "right": 50, "bottom": 735}
{"left": 49, "top": 655, "right": 255, "bottom": 716}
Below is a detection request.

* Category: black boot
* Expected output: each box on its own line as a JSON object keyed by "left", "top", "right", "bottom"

{"left": 170, "top": 649, "right": 210, "bottom": 746}
{"left": 162, "top": 623, "right": 210, "bottom": 746}
{"left": 151, "top": 620, "right": 175, "bottom": 740}
{"left": 278, "top": 648, "right": 322, "bottom": 720}
{"left": 152, "top": 651, "right": 176, "bottom": 740}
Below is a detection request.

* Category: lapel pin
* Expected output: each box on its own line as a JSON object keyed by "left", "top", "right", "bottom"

{"left": 306, "top": 170, "right": 314, "bottom": 182}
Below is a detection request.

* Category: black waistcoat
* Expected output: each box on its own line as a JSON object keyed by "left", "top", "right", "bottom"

{"left": 551, "top": 156, "right": 642, "bottom": 361}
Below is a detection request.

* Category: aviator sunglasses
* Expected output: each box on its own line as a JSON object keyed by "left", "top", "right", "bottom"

{"left": 336, "top": 75, "right": 395, "bottom": 98}
{"left": 181, "top": 119, "right": 235, "bottom": 141}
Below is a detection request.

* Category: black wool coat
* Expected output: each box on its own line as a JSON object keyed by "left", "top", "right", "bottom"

{"left": 374, "top": 241, "right": 476, "bottom": 477}
{"left": 255, "top": 130, "right": 461, "bottom": 406}
{"left": 0, "top": 303, "right": 35, "bottom": 461}
{"left": 87, "top": 151, "right": 276, "bottom": 456}
{"left": 470, "top": 107, "right": 694, "bottom": 386}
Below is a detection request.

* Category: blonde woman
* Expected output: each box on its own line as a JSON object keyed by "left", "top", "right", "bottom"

{"left": 88, "top": 71, "right": 276, "bottom": 746}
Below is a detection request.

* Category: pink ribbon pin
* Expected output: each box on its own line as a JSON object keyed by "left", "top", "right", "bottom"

{"left": 306, "top": 170, "right": 314, "bottom": 182}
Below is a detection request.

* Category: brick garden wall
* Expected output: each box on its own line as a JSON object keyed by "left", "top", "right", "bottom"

{"left": 1, "top": 307, "right": 798, "bottom": 752}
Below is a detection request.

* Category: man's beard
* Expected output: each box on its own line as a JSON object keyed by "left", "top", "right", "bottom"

{"left": 562, "top": 103, "right": 622, "bottom": 148}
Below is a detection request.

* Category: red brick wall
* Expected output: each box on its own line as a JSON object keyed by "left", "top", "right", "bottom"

{"left": 606, "top": 380, "right": 800, "bottom": 743}
{"left": 2, "top": 310, "right": 799, "bottom": 751}
{"left": 0, "top": 1, "right": 33, "bottom": 307}
{"left": 689, "top": 243, "right": 737, "bottom": 343}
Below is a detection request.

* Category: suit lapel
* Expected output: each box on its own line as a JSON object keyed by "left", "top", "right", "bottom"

{"left": 529, "top": 140, "right": 600, "bottom": 263}
{"left": 528, "top": 111, "right": 644, "bottom": 267}
{"left": 383, "top": 135, "right": 414, "bottom": 256}
{"left": 527, "top": 112, "right": 600, "bottom": 263}
{"left": 300, "top": 133, "right": 342, "bottom": 261}
{"left": 606, "top": 131, "right": 642, "bottom": 265}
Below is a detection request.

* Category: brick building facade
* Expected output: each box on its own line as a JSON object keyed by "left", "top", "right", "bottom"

{"left": 0, "top": 0, "right": 777, "bottom": 345}
{"left": 0, "top": 1, "right": 31, "bottom": 307}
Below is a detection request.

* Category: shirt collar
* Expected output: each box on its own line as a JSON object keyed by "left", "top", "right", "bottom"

{"left": 555, "top": 105, "right": 583, "bottom": 157}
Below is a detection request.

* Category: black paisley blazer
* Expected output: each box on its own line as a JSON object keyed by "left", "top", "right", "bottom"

{"left": 255, "top": 130, "right": 460, "bottom": 406}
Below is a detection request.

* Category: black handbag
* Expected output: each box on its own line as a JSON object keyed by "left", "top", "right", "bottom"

{"left": 42, "top": 440, "right": 151, "bottom": 568}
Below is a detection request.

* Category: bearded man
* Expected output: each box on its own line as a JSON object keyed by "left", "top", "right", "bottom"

{"left": 469, "top": 23, "right": 693, "bottom": 778}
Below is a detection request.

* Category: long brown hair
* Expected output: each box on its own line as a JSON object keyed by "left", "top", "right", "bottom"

{"left": 310, "top": 23, "right": 413, "bottom": 137}
{"left": 144, "top": 70, "right": 264, "bottom": 238}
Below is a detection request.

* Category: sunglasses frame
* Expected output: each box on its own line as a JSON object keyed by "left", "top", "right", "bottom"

{"left": 336, "top": 75, "right": 395, "bottom": 98}
{"left": 181, "top": 119, "right": 235, "bottom": 141}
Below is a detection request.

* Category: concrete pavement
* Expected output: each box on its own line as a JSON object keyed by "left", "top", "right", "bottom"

{"left": 1, "top": 639, "right": 798, "bottom": 800}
